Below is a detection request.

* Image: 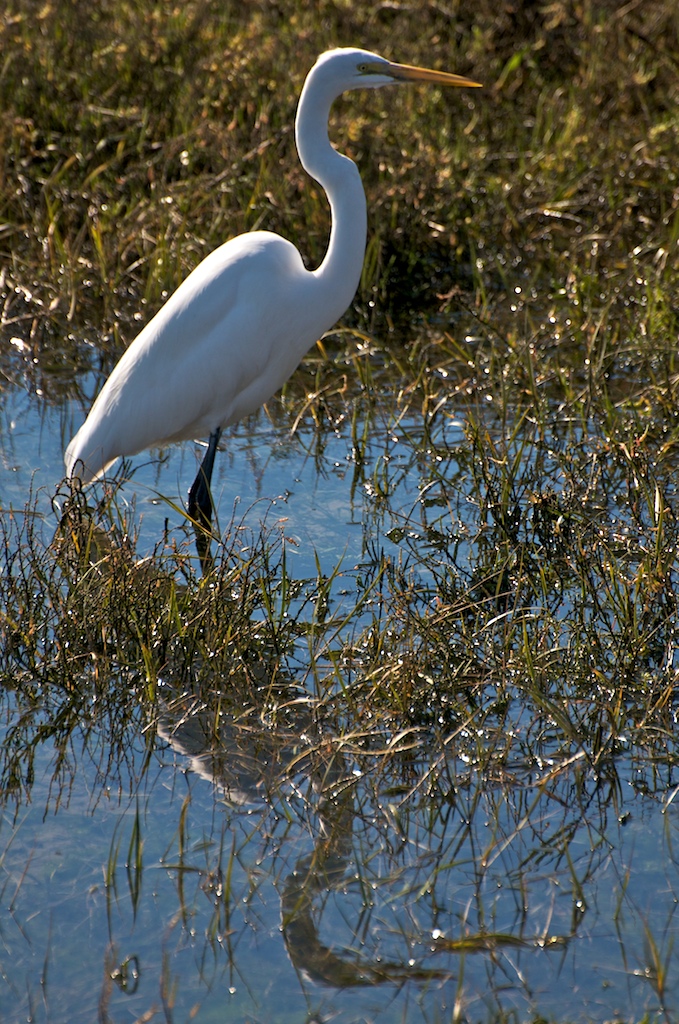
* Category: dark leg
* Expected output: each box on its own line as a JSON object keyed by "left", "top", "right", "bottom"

{"left": 188, "top": 427, "right": 222, "bottom": 570}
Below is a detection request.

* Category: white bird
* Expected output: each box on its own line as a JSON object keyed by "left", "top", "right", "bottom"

{"left": 65, "top": 48, "right": 480, "bottom": 558}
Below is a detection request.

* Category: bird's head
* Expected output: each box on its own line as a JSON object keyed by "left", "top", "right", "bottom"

{"left": 310, "top": 47, "right": 481, "bottom": 94}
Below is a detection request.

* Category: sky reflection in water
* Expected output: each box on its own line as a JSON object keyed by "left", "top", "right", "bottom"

{"left": 0, "top": 383, "right": 678, "bottom": 1023}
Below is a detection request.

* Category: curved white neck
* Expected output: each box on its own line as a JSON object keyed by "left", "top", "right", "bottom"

{"left": 295, "top": 70, "right": 368, "bottom": 324}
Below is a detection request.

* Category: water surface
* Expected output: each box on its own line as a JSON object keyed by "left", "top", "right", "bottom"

{"left": 0, "top": 372, "right": 677, "bottom": 1024}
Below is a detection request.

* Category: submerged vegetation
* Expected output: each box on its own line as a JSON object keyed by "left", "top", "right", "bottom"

{"left": 1, "top": 1, "right": 679, "bottom": 1021}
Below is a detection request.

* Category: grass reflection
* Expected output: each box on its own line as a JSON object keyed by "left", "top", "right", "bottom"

{"left": 2, "top": 0, "right": 679, "bottom": 1020}
{"left": 1, "top": 470, "right": 678, "bottom": 1019}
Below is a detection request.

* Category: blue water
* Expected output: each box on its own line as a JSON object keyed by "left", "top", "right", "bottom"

{"left": 1, "top": 380, "right": 678, "bottom": 1023}
{"left": 2, "top": 704, "right": 678, "bottom": 1024}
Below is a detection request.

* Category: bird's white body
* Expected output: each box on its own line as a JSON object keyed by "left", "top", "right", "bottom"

{"left": 65, "top": 47, "right": 478, "bottom": 488}
{"left": 65, "top": 231, "right": 348, "bottom": 480}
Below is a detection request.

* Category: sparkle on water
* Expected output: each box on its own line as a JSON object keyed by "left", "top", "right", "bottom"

{"left": 1, "top": 374, "right": 678, "bottom": 1024}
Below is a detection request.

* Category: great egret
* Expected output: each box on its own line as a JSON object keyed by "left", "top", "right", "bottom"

{"left": 65, "top": 48, "right": 480, "bottom": 559}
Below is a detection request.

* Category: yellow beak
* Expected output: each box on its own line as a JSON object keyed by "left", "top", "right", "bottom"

{"left": 376, "top": 60, "right": 482, "bottom": 89}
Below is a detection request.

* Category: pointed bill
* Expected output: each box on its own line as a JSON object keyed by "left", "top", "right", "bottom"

{"left": 377, "top": 61, "right": 481, "bottom": 89}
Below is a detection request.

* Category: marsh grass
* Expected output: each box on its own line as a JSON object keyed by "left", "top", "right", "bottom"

{"left": 2, "top": 0, "right": 679, "bottom": 1020}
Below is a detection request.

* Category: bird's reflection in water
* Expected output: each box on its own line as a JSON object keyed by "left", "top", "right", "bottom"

{"left": 158, "top": 686, "right": 317, "bottom": 808}
{"left": 157, "top": 678, "right": 449, "bottom": 989}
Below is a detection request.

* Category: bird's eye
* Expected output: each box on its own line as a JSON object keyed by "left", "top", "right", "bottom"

{"left": 357, "top": 63, "right": 369, "bottom": 73}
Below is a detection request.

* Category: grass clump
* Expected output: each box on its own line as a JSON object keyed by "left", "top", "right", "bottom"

{"left": 2, "top": 1, "right": 679, "bottom": 1021}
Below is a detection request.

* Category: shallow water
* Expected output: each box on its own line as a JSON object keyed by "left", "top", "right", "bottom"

{"left": 1, "top": 376, "right": 678, "bottom": 1023}
{"left": 1, "top": 688, "right": 677, "bottom": 1024}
